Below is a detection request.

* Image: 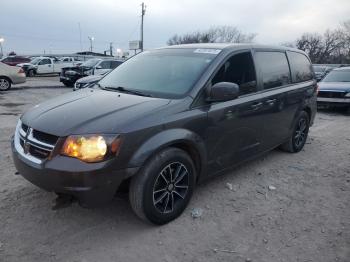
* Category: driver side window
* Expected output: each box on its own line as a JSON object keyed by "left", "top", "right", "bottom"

{"left": 212, "top": 52, "right": 257, "bottom": 96}
{"left": 39, "top": 59, "right": 51, "bottom": 65}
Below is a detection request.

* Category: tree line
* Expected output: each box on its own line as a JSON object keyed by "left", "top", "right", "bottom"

{"left": 167, "top": 21, "right": 350, "bottom": 64}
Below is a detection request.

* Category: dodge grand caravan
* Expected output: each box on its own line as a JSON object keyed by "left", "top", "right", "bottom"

{"left": 12, "top": 44, "right": 317, "bottom": 224}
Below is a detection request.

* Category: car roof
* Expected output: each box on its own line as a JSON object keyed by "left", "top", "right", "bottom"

{"left": 158, "top": 43, "right": 305, "bottom": 54}
{"left": 333, "top": 66, "right": 350, "bottom": 72}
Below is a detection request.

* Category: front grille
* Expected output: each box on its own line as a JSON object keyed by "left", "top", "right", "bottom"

{"left": 18, "top": 123, "right": 58, "bottom": 161}
{"left": 32, "top": 129, "right": 59, "bottom": 145}
{"left": 318, "top": 91, "right": 346, "bottom": 98}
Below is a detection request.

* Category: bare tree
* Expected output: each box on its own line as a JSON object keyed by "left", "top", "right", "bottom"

{"left": 296, "top": 33, "right": 324, "bottom": 63}
{"left": 167, "top": 26, "right": 256, "bottom": 45}
{"left": 295, "top": 25, "right": 349, "bottom": 64}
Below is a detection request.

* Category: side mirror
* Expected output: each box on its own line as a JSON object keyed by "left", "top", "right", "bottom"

{"left": 95, "top": 66, "right": 102, "bottom": 69}
{"left": 207, "top": 82, "right": 239, "bottom": 102}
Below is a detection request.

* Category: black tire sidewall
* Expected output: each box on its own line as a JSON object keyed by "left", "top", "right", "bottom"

{"left": 291, "top": 111, "right": 310, "bottom": 152}
{"left": 142, "top": 148, "right": 196, "bottom": 225}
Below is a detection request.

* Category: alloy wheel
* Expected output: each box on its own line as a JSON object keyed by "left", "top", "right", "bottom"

{"left": 294, "top": 117, "right": 307, "bottom": 147}
{"left": 152, "top": 162, "right": 189, "bottom": 214}
{"left": 0, "top": 79, "right": 10, "bottom": 90}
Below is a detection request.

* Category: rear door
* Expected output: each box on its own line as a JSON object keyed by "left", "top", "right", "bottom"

{"left": 205, "top": 51, "right": 266, "bottom": 174}
{"left": 253, "top": 50, "right": 314, "bottom": 150}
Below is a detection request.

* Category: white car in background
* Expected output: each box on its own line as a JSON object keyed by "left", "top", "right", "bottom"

{"left": 0, "top": 62, "right": 26, "bottom": 91}
{"left": 17, "top": 57, "right": 77, "bottom": 77}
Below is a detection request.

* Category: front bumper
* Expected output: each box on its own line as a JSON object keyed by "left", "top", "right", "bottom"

{"left": 317, "top": 97, "right": 350, "bottom": 107}
{"left": 11, "top": 137, "right": 138, "bottom": 207}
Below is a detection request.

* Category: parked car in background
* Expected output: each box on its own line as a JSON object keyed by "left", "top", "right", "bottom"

{"left": 12, "top": 44, "right": 317, "bottom": 224}
{"left": 317, "top": 67, "right": 350, "bottom": 108}
{"left": 0, "top": 56, "right": 31, "bottom": 66}
{"left": 17, "top": 57, "right": 77, "bottom": 77}
{"left": 73, "top": 73, "right": 106, "bottom": 91}
{"left": 313, "top": 65, "right": 333, "bottom": 81}
{"left": 0, "top": 62, "right": 26, "bottom": 90}
{"left": 60, "top": 58, "right": 123, "bottom": 87}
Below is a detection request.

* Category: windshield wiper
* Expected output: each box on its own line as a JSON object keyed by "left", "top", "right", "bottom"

{"left": 99, "top": 85, "right": 152, "bottom": 97}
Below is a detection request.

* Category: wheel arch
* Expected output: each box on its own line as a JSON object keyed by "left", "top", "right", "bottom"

{"left": 128, "top": 129, "right": 207, "bottom": 182}
{"left": 303, "top": 106, "right": 312, "bottom": 123}
{"left": 0, "top": 75, "right": 13, "bottom": 84}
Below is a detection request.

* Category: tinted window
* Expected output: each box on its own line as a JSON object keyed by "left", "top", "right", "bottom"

{"left": 255, "top": 51, "right": 291, "bottom": 89}
{"left": 39, "top": 59, "right": 51, "bottom": 65}
{"left": 110, "top": 61, "right": 122, "bottom": 69}
{"left": 288, "top": 51, "right": 313, "bottom": 82}
{"left": 212, "top": 52, "right": 257, "bottom": 96}
{"left": 99, "top": 49, "right": 218, "bottom": 99}
{"left": 99, "top": 61, "right": 111, "bottom": 69}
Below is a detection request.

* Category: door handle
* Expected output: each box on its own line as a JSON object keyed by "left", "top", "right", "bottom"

{"left": 265, "top": 99, "right": 276, "bottom": 105}
{"left": 251, "top": 102, "right": 263, "bottom": 110}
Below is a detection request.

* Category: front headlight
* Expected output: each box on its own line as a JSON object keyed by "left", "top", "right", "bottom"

{"left": 61, "top": 134, "right": 121, "bottom": 163}
{"left": 345, "top": 92, "right": 350, "bottom": 97}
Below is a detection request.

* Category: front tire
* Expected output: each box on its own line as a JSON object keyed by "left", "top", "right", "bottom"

{"left": 129, "top": 148, "right": 196, "bottom": 225}
{"left": 0, "top": 77, "right": 11, "bottom": 91}
{"left": 280, "top": 111, "right": 310, "bottom": 153}
{"left": 27, "top": 70, "right": 35, "bottom": 77}
{"left": 63, "top": 81, "right": 73, "bottom": 87}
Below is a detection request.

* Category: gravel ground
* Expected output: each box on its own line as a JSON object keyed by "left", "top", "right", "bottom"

{"left": 0, "top": 79, "right": 349, "bottom": 262}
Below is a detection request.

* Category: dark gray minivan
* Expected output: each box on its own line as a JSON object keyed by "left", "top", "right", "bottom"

{"left": 12, "top": 44, "right": 317, "bottom": 224}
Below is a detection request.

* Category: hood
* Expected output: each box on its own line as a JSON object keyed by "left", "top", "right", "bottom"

{"left": 77, "top": 74, "right": 103, "bottom": 84}
{"left": 21, "top": 88, "right": 170, "bottom": 136}
{"left": 318, "top": 82, "right": 350, "bottom": 92}
{"left": 18, "top": 63, "right": 34, "bottom": 67}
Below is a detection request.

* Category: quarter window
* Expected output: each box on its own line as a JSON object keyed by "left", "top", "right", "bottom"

{"left": 287, "top": 51, "right": 313, "bottom": 83}
{"left": 255, "top": 51, "right": 291, "bottom": 89}
{"left": 212, "top": 52, "right": 257, "bottom": 96}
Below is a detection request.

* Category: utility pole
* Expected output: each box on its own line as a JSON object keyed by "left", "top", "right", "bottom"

{"left": 0, "top": 37, "right": 4, "bottom": 58}
{"left": 88, "top": 36, "right": 94, "bottom": 52}
{"left": 110, "top": 42, "right": 113, "bottom": 56}
{"left": 78, "top": 22, "right": 82, "bottom": 52}
{"left": 140, "top": 2, "right": 146, "bottom": 52}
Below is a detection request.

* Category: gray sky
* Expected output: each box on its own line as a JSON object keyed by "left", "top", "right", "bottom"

{"left": 1, "top": 0, "right": 349, "bottom": 55}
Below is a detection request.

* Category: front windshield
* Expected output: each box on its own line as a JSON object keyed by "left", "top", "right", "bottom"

{"left": 322, "top": 70, "right": 350, "bottom": 82}
{"left": 81, "top": 59, "right": 100, "bottom": 67}
{"left": 31, "top": 58, "right": 42, "bottom": 65}
{"left": 98, "top": 48, "right": 220, "bottom": 98}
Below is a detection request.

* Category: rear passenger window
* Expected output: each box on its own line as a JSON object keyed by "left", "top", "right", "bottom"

{"left": 212, "top": 52, "right": 257, "bottom": 96}
{"left": 255, "top": 52, "right": 291, "bottom": 89}
{"left": 287, "top": 51, "right": 313, "bottom": 82}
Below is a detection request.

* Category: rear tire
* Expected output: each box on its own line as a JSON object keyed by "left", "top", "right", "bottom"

{"left": 129, "top": 148, "right": 196, "bottom": 225}
{"left": 0, "top": 77, "right": 11, "bottom": 91}
{"left": 280, "top": 111, "right": 310, "bottom": 153}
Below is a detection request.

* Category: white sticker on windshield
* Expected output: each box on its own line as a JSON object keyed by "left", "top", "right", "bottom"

{"left": 194, "top": 49, "right": 221, "bottom": 55}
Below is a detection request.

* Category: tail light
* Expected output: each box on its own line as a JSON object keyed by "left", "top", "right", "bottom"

{"left": 18, "top": 68, "right": 25, "bottom": 74}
